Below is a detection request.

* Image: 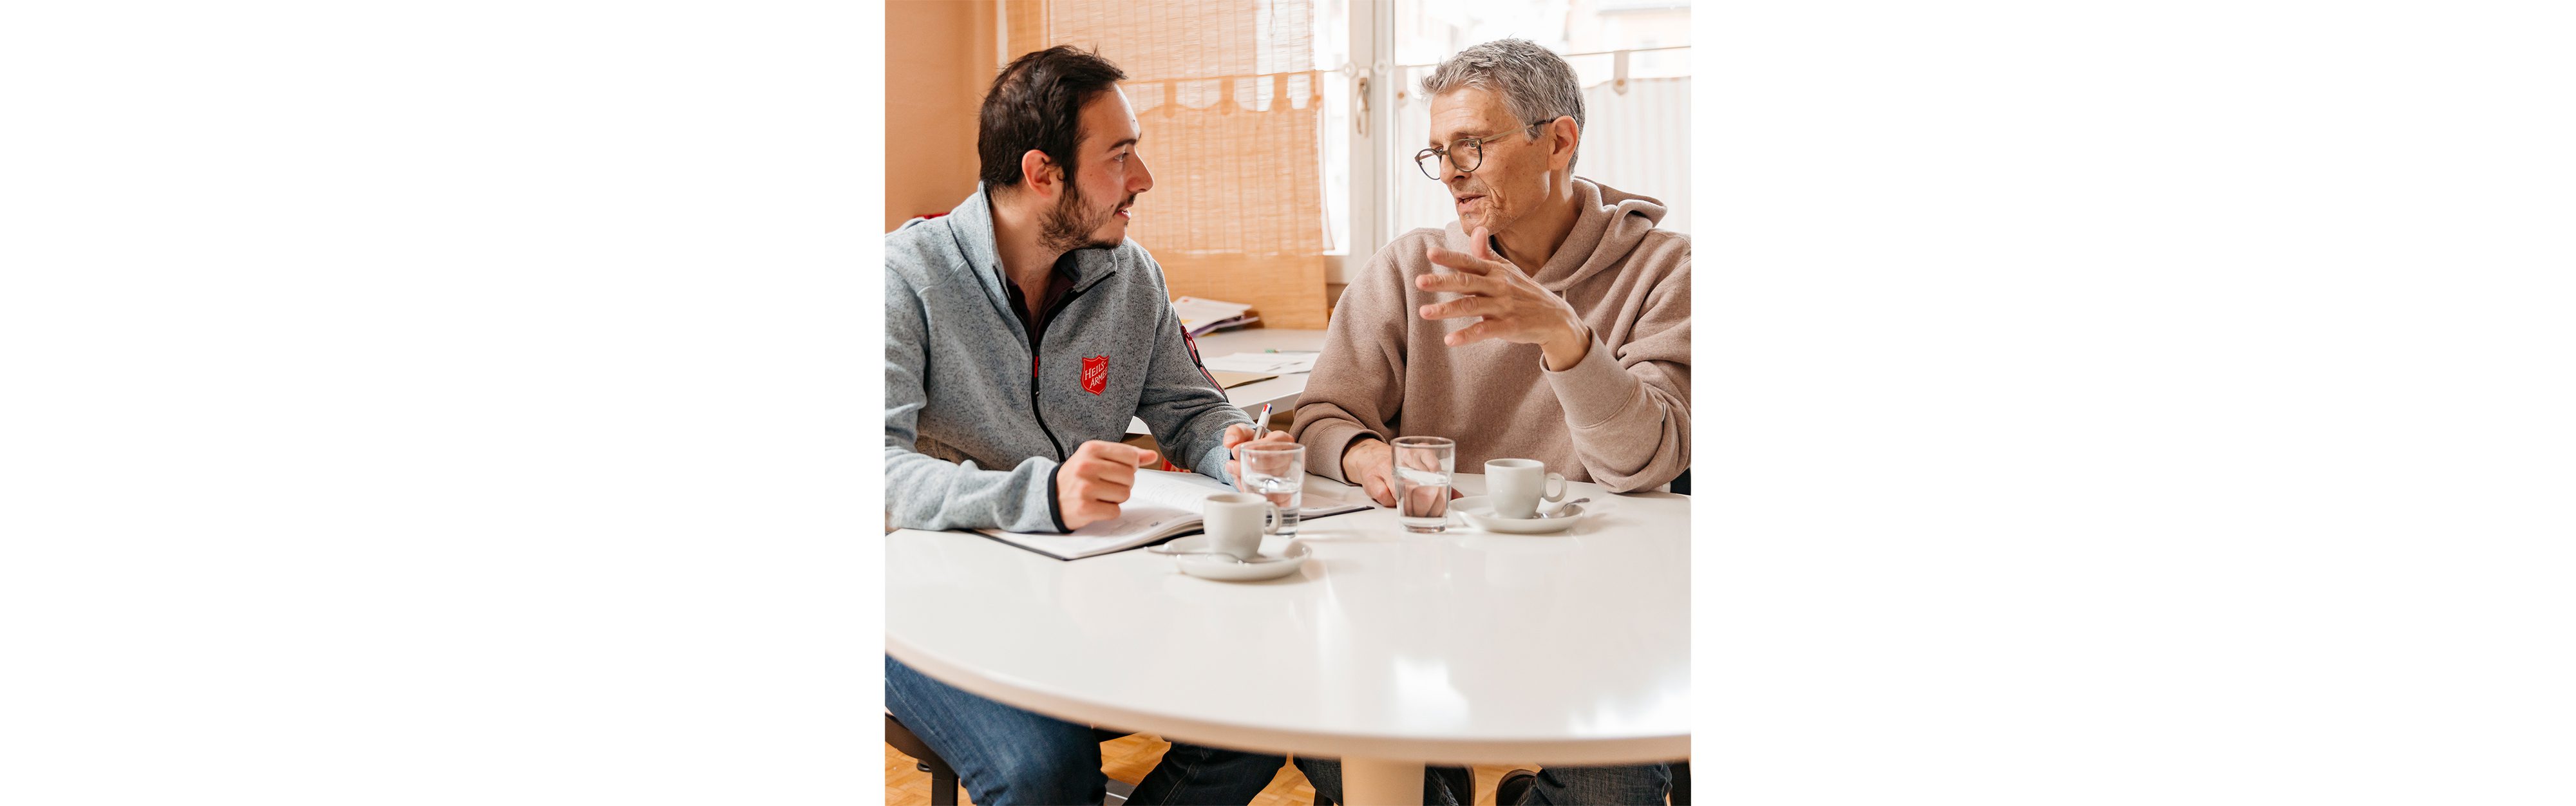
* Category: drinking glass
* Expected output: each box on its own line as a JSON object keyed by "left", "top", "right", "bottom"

{"left": 1238, "top": 442, "right": 1306, "bottom": 536}
{"left": 1389, "top": 436, "right": 1455, "bottom": 533}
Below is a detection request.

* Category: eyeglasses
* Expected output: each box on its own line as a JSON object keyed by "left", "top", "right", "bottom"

{"left": 1414, "top": 119, "right": 1551, "bottom": 180}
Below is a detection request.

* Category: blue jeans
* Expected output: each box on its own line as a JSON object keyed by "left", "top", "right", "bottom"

{"left": 887, "top": 656, "right": 1287, "bottom": 805}
{"left": 1293, "top": 757, "right": 1672, "bottom": 805}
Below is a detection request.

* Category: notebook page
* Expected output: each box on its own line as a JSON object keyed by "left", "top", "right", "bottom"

{"left": 1128, "top": 469, "right": 1233, "bottom": 511}
{"left": 969, "top": 471, "right": 1231, "bottom": 559}
{"left": 1052, "top": 472, "right": 1218, "bottom": 542}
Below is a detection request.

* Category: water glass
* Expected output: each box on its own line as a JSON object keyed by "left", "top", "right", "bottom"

{"left": 1238, "top": 442, "right": 1305, "bottom": 536}
{"left": 1389, "top": 436, "right": 1455, "bottom": 533}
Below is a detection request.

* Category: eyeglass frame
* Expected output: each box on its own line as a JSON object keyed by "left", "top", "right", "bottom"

{"left": 1414, "top": 118, "right": 1557, "bottom": 180}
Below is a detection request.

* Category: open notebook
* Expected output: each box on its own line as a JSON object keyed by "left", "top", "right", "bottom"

{"left": 975, "top": 469, "right": 1370, "bottom": 560}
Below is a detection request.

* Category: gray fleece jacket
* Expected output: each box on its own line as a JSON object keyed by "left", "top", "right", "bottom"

{"left": 885, "top": 185, "right": 1250, "bottom": 533}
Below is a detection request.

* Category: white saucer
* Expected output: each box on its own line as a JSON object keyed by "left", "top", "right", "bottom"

{"left": 1160, "top": 536, "right": 1311, "bottom": 581}
{"left": 1449, "top": 495, "right": 1586, "bottom": 534}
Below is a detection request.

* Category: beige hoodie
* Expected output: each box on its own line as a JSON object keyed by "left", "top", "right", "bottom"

{"left": 1292, "top": 178, "right": 1690, "bottom": 492}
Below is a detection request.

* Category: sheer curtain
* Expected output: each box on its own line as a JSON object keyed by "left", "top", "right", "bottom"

{"left": 1388, "top": 71, "right": 1692, "bottom": 241}
{"left": 1005, "top": 0, "right": 1332, "bottom": 330}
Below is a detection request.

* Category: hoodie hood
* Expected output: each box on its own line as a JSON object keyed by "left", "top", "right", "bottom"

{"left": 1446, "top": 176, "right": 1670, "bottom": 293}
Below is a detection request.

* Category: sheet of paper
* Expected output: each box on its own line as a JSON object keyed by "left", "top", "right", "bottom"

{"left": 1189, "top": 314, "right": 1259, "bottom": 335}
{"left": 1171, "top": 296, "right": 1254, "bottom": 333}
{"left": 1201, "top": 352, "right": 1318, "bottom": 374}
{"left": 1206, "top": 370, "right": 1278, "bottom": 389}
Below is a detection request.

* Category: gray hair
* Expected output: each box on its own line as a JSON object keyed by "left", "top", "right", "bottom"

{"left": 1421, "top": 38, "right": 1586, "bottom": 170}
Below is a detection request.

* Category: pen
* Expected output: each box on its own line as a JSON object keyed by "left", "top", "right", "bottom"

{"left": 1254, "top": 402, "right": 1273, "bottom": 436}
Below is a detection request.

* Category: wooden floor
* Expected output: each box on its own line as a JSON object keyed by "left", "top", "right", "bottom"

{"left": 886, "top": 733, "right": 1529, "bottom": 806}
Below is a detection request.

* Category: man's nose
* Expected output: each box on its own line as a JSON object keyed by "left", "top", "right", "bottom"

{"left": 1130, "top": 154, "right": 1154, "bottom": 194}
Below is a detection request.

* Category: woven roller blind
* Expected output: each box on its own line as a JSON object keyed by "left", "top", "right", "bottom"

{"left": 1003, "top": 0, "right": 1329, "bottom": 329}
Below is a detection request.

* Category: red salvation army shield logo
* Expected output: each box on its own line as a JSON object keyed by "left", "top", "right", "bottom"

{"left": 1080, "top": 355, "right": 1109, "bottom": 395}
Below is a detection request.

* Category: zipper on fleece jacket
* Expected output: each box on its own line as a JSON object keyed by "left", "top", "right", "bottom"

{"left": 1023, "top": 285, "right": 1090, "bottom": 461}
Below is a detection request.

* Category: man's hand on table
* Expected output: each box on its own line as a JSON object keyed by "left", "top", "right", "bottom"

{"left": 1341, "top": 438, "right": 1397, "bottom": 507}
{"left": 1057, "top": 440, "right": 1160, "bottom": 530}
{"left": 1340, "top": 438, "right": 1464, "bottom": 509}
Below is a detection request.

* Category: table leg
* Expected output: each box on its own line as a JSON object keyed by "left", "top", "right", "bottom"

{"left": 1341, "top": 756, "right": 1427, "bottom": 805}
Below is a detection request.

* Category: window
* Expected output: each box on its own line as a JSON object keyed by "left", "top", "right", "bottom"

{"left": 1314, "top": 0, "right": 1692, "bottom": 281}
{"left": 1313, "top": 0, "right": 1355, "bottom": 256}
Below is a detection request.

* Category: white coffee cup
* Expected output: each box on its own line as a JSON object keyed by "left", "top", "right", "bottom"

{"left": 1483, "top": 458, "right": 1567, "bottom": 519}
{"left": 1201, "top": 492, "right": 1282, "bottom": 559}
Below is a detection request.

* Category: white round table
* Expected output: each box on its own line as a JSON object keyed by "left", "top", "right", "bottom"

{"left": 885, "top": 473, "right": 1690, "bottom": 805}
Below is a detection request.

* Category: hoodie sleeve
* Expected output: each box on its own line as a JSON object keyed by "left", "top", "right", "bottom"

{"left": 1130, "top": 252, "right": 1253, "bottom": 485}
{"left": 1542, "top": 254, "right": 1691, "bottom": 492}
{"left": 884, "top": 265, "right": 1065, "bottom": 533}
{"left": 1290, "top": 239, "right": 1414, "bottom": 483}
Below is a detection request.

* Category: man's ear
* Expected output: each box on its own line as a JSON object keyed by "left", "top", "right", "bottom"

{"left": 1019, "top": 149, "right": 1061, "bottom": 200}
{"left": 1546, "top": 117, "right": 1580, "bottom": 171}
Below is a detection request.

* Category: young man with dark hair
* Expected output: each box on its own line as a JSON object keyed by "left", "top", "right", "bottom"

{"left": 882, "top": 46, "right": 1291, "bottom": 805}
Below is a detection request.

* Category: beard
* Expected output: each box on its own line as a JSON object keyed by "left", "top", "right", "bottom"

{"left": 1038, "top": 182, "right": 1133, "bottom": 252}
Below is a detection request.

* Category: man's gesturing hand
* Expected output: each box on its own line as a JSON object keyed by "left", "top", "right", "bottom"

{"left": 1416, "top": 225, "right": 1593, "bottom": 371}
{"left": 1057, "top": 440, "right": 1161, "bottom": 530}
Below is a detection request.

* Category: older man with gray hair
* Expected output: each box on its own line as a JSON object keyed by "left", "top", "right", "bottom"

{"left": 1287, "top": 37, "right": 1687, "bottom": 806}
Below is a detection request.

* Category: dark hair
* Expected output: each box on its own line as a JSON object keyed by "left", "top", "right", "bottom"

{"left": 978, "top": 46, "right": 1128, "bottom": 191}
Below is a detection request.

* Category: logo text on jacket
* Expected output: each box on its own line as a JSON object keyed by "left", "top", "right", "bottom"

{"left": 1079, "top": 355, "right": 1109, "bottom": 395}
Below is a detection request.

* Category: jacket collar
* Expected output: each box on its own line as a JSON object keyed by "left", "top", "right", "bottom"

{"left": 944, "top": 183, "right": 1123, "bottom": 311}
